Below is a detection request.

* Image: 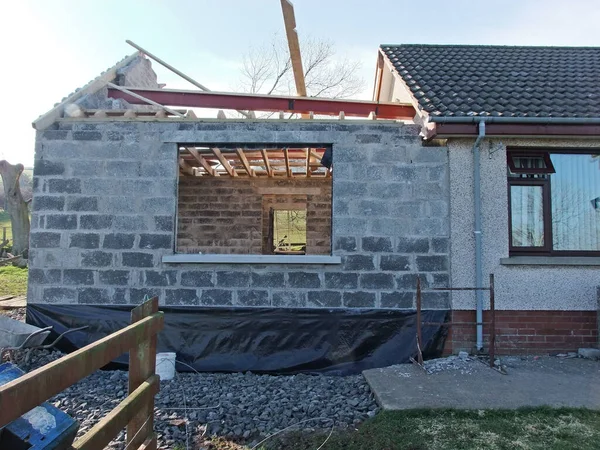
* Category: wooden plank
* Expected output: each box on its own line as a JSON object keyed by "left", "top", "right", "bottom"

{"left": 72, "top": 376, "right": 159, "bottom": 450}
{"left": 236, "top": 148, "right": 256, "bottom": 177}
{"left": 284, "top": 148, "right": 292, "bottom": 178}
{"left": 137, "top": 435, "right": 157, "bottom": 450}
{"left": 33, "top": 52, "right": 141, "bottom": 130}
{"left": 211, "top": 147, "right": 237, "bottom": 177}
{"left": 305, "top": 148, "right": 311, "bottom": 177}
{"left": 127, "top": 297, "right": 159, "bottom": 449}
{"left": 310, "top": 150, "right": 322, "bottom": 162}
{"left": 0, "top": 312, "right": 164, "bottom": 428}
{"left": 178, "top": 158, "right": 195, "bottom": 176}
{"left": 186, "top": 147, "right": 218, "bottom": 176}
{"left": 280, "top": 0, "right": 307, "bottom": 98}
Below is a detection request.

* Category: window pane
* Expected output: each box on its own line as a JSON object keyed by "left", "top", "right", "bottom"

{"left": 273, "top": 210, "right": 307, "bottom": 254}
{"left": 550, "top": 154, "right": 600, "bottom": 251}
{"left": 511, "top": 185, "right": 545, "bottom": 247}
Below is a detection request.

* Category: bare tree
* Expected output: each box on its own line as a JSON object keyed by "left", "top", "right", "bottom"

{"left": 0, "top": 161, "right": 30, "bottom": 261}
{"left": 235, "top": 35, "right": 364, "bottom": 117}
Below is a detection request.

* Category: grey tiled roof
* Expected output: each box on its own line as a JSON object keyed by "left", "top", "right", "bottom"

{"left": 380, "top": 44, "right": 600, "bottom": 118}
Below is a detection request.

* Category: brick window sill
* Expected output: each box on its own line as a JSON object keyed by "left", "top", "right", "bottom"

{"left": 500, "top": 256, "right": 600, "bottom": 266}
{"left": 162, "top": 254, "right": 342, "bottom": 264}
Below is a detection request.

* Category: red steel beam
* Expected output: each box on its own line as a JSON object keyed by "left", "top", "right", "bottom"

{"left": 107, "top": 87, "right": 415, "bottom": 120}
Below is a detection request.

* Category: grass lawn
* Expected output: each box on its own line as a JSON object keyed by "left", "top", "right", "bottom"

{"left": 200, "top": 408, "right": 600, "bottom": 450}
{"left": 0, "top": 265, "right": 28, "bottom": 297}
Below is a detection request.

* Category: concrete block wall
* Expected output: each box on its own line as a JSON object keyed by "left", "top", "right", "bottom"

{"left": 29, "top": 120, "right": 450, "bottom": 309}
{"left": 177, "top": 177, "right": 331, "bottom": 255}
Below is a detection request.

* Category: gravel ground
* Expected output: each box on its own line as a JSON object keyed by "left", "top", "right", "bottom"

{"left": 2, "top": 310, "right": 379, "bottom": 449}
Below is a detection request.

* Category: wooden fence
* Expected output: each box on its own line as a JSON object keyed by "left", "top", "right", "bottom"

{"left": 0, "top": 297, "right": 164, "bottom": 450}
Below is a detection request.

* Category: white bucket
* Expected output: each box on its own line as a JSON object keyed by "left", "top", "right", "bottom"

{"left": 155, "top": 352, "right": 176, "bottom": 381}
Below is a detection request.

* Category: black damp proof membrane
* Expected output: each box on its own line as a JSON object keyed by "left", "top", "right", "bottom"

{"left": 27, "top": 305, "right": 449, "bottom": 376}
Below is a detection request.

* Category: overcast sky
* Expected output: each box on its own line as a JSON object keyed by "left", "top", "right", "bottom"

{"left": 1, "top": 0, "right": 599, "bottom": 165}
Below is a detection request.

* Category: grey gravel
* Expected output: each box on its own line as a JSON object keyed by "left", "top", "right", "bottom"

{"left": 423, "top": 354, "right": 476, "bottom": 375}
{"left": 10, "top": 349, "right": 379, "bottom": 449}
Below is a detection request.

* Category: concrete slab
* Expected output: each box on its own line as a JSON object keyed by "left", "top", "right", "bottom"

{"left": 363, "top": 356, "right": 600, "bottom": 410}
{"left": 0, "top": 296, "right": 26, "bottom": 309}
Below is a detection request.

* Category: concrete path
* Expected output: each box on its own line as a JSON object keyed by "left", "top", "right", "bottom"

{"left": 0, "top": 295, "right": 26, "bottom": 309}
{"left": 363, "top": 356, "right": 600, "bottom": 410}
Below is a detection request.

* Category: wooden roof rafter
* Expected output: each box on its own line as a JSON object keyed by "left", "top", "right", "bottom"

{"left": 211, "top": 147, "right": 238, "bottom": 177}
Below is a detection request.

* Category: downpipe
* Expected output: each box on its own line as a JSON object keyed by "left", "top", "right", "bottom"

{"left": 473, "top": 121, "right": 485, "bottom": 351}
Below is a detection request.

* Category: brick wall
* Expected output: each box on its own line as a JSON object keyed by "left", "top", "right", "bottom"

{"left": 177, "top": 177, "right": 331, "bottom": 255}
{"left": 29, "top": 120, "right": 450, "bottom": 309}
{"left": 446, "top": 310, "right": 598, "bottom": 355}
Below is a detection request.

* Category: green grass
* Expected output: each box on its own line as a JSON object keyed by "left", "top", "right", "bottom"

{"left": 254, "top": 408, "right": 600, "bottom": 450}
{"left": 0, "top": 265, "right": 28, "bottom": 297}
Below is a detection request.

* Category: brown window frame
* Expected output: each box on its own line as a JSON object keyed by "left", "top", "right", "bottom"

{"left": 507, "top": 148, "right": 600, "bottom": 257}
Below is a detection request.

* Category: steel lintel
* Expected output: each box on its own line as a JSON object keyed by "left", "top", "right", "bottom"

{"left": 106, "top": 87, "right": 416, "bottom": 120}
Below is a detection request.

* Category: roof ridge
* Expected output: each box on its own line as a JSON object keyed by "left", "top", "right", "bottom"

{"left": 380, "top": 43, "right": 600, "bottom": 50}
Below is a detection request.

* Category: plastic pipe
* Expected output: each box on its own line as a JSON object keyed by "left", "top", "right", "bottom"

{"left": 473, "top": 121, "right": 486, "bottom": 351}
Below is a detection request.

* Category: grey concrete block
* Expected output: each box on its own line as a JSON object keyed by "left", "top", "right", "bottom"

{"left": 200, "top": 289, "right": 233, "bottom": 306}
{"left": 334, "top": 237, "right": 357, "bottom": 252}
{"left": 28, "top": 269, "right": 61, "bottom": 285}
{"left": 114, "top": 215, "right": 148, "bottom": 231}
{"left": 81, "top": 251, "right": 113, "bottom": 267}
{"left": 359, "top": 273, "right": 394, "bottom": 289}
{"left": 35, "top": 196, "right": 65, "bottom": 211}
{"left": 335, "top": 181, "right": 367, "bottom": 197}
{"left": 381, "top": 292, "right": 414, "bottom": 309}
{"left": 237, "top": 290, "right": 270, "bottom": 307}
{"left": 431, "top": 273, "right": 450, "bottom": 288}
{"left": 103, "top": 233, "right": 136, "bottom": 249}
{"left": 34, "top": 160, "right": 65, "bottom": 176}
{"left": 139, "top": 234, "right": 172, "bottom": 249}
{"left": 181, "top": 271, "right": 214, "bottom": 287}
{"left": 69, "top": 233, "right": 100, "bottom": 249}
{"left": 416, "top": 255, "right": 448, "bottom": 272}
{"left": 391, "top": 166, "right": 417, "bottom": 182}
{"left": 80, "top": 215, "right": 113, "bottom": 230}
{"left": 71, "top": 160, "right": 104, "bottom": 177}
{"left": 78, "top": 288, "right": 111, "bottom": 304}
{"left": 43, "top": 287, "right": 76, "bottom": 303}
{"left": 46, "top": 214, "right": 77, "bottom": 230}
{"left": 251, "top": 272, "right": 284, "bottom": 288}
{"left": 141, "top": 197, "right": 175, "bottom": 214}
{"left": 272, "top": 291, "right": 306, "bottom": 307}
{"left": 99, "top": 270, "right": 130, "bottom": 285}
{"left": 432, "top": 237, "right": 449, "bottom": 253}
{"left": 72, "top": 131, "right": 102, "bottom": 141}
{"left": 122, "top": 252, "right": 154, "bottom": 268}
{"left": 395, "top": 273, "right": 421, "bottom": 290}
{"left": 42, "top": 130, "right": 68, "bottom": 140}
{"left": 422, "top": 292, "right": 450, "bottom": 309}
{"left": 166, "top": 289, "right": 199, "bottom": 305}
{"left": 30, "top": 232, "right": 61, "bottom": 248}
{"left": 343, "top": 291, "right": 376, "bottom": 308}
{"left": 342, "top": 255, "right": 375, "bottom": 271}
{"left": 63, "top": 269, "right": 94, "bottom": 285}
{"left": 145, "top": 270, "right": 177, "bottom": 286}
{"left": 355, "top": 134, "right": 381, "bottom": 144}
{"left": 154, "top": 216, "right": 174, "bottom": 232}
{"left": 362, "top": 237, "right": 393, "bottom": 253}
{"left": 48, "top": 179, "right": 81, "bottom": 194}
{"left": 66, "top": 197, "right": 98, "bottom": 212}
{"left": 287, "top": 272, "right": 321, "bottom": 288}
{"left": 216, "top": 271, "right": 250, "bottom": 288}
{"left": 397, "top": 238, "right": 429, "bottom": 253}
{"left": 324, "top": 273, "right": 358, "bottom": 289}
{"left": 307, "top": 291, "right": 342, "bottom": 307}
{"left": 380, "top": 255, "right": 411, "bottom": 271}
{"left": 111, "top": 288, "right": 129, "bottom": 304}
{"left": 130, "top": 288, "right": 162, "bottom": 303}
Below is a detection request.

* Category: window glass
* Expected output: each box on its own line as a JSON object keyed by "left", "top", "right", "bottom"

{"left": 510, "top": 185, "right": 545, "bottom": 247}
{"left": 550, "top": 154, "right": 600, "bottom": 251}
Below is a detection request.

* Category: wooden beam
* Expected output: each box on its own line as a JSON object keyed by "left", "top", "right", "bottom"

{"left": 186, "top": 147, "right": 218, "bottom": 176}
{"left": 72, "top": 376, "right": 159, "bottom": 450}
{"left": 261, "top": 149, "right": 274, "bottom": 177}
{"left": 310, "top": 150, "right": 322, "bottom": 162}
{"left": 305, "top": 148, "right": 311, "bottom": 177}
{"left": 178, "top": 158, "right": 195, "bottom": 176}
{"left": 211, "top": 147, "right": 237, "bottom": 177}
{"left": 284, "top": 148, "right": 292, "bottom": 178}
{"left": 236, "top": 148, "right": 256, "bottom": 177}
{"left": 280, "top": 0, "right": 307, "bottom": 97}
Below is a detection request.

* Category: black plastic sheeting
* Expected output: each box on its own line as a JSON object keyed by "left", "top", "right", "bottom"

{"left": 27, "top": 304, "right": 449, "bottom": 375}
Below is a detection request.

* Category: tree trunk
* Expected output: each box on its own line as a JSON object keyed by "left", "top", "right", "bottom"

{"left": 0, "top": 161, "right": 30, "bottom": 259}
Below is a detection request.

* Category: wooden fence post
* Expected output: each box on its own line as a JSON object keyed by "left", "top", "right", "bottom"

{"left": 127, "top": 296, "right": 159, "bottom": 449}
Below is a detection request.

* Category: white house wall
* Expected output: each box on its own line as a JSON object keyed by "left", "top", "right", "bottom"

{"left": 448, "top": 137, "right": 600, "bottom": 312}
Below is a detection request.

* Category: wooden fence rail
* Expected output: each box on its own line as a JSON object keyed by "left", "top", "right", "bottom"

{"left": 0, "top": 296, "right": 164, "bottom": 450}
